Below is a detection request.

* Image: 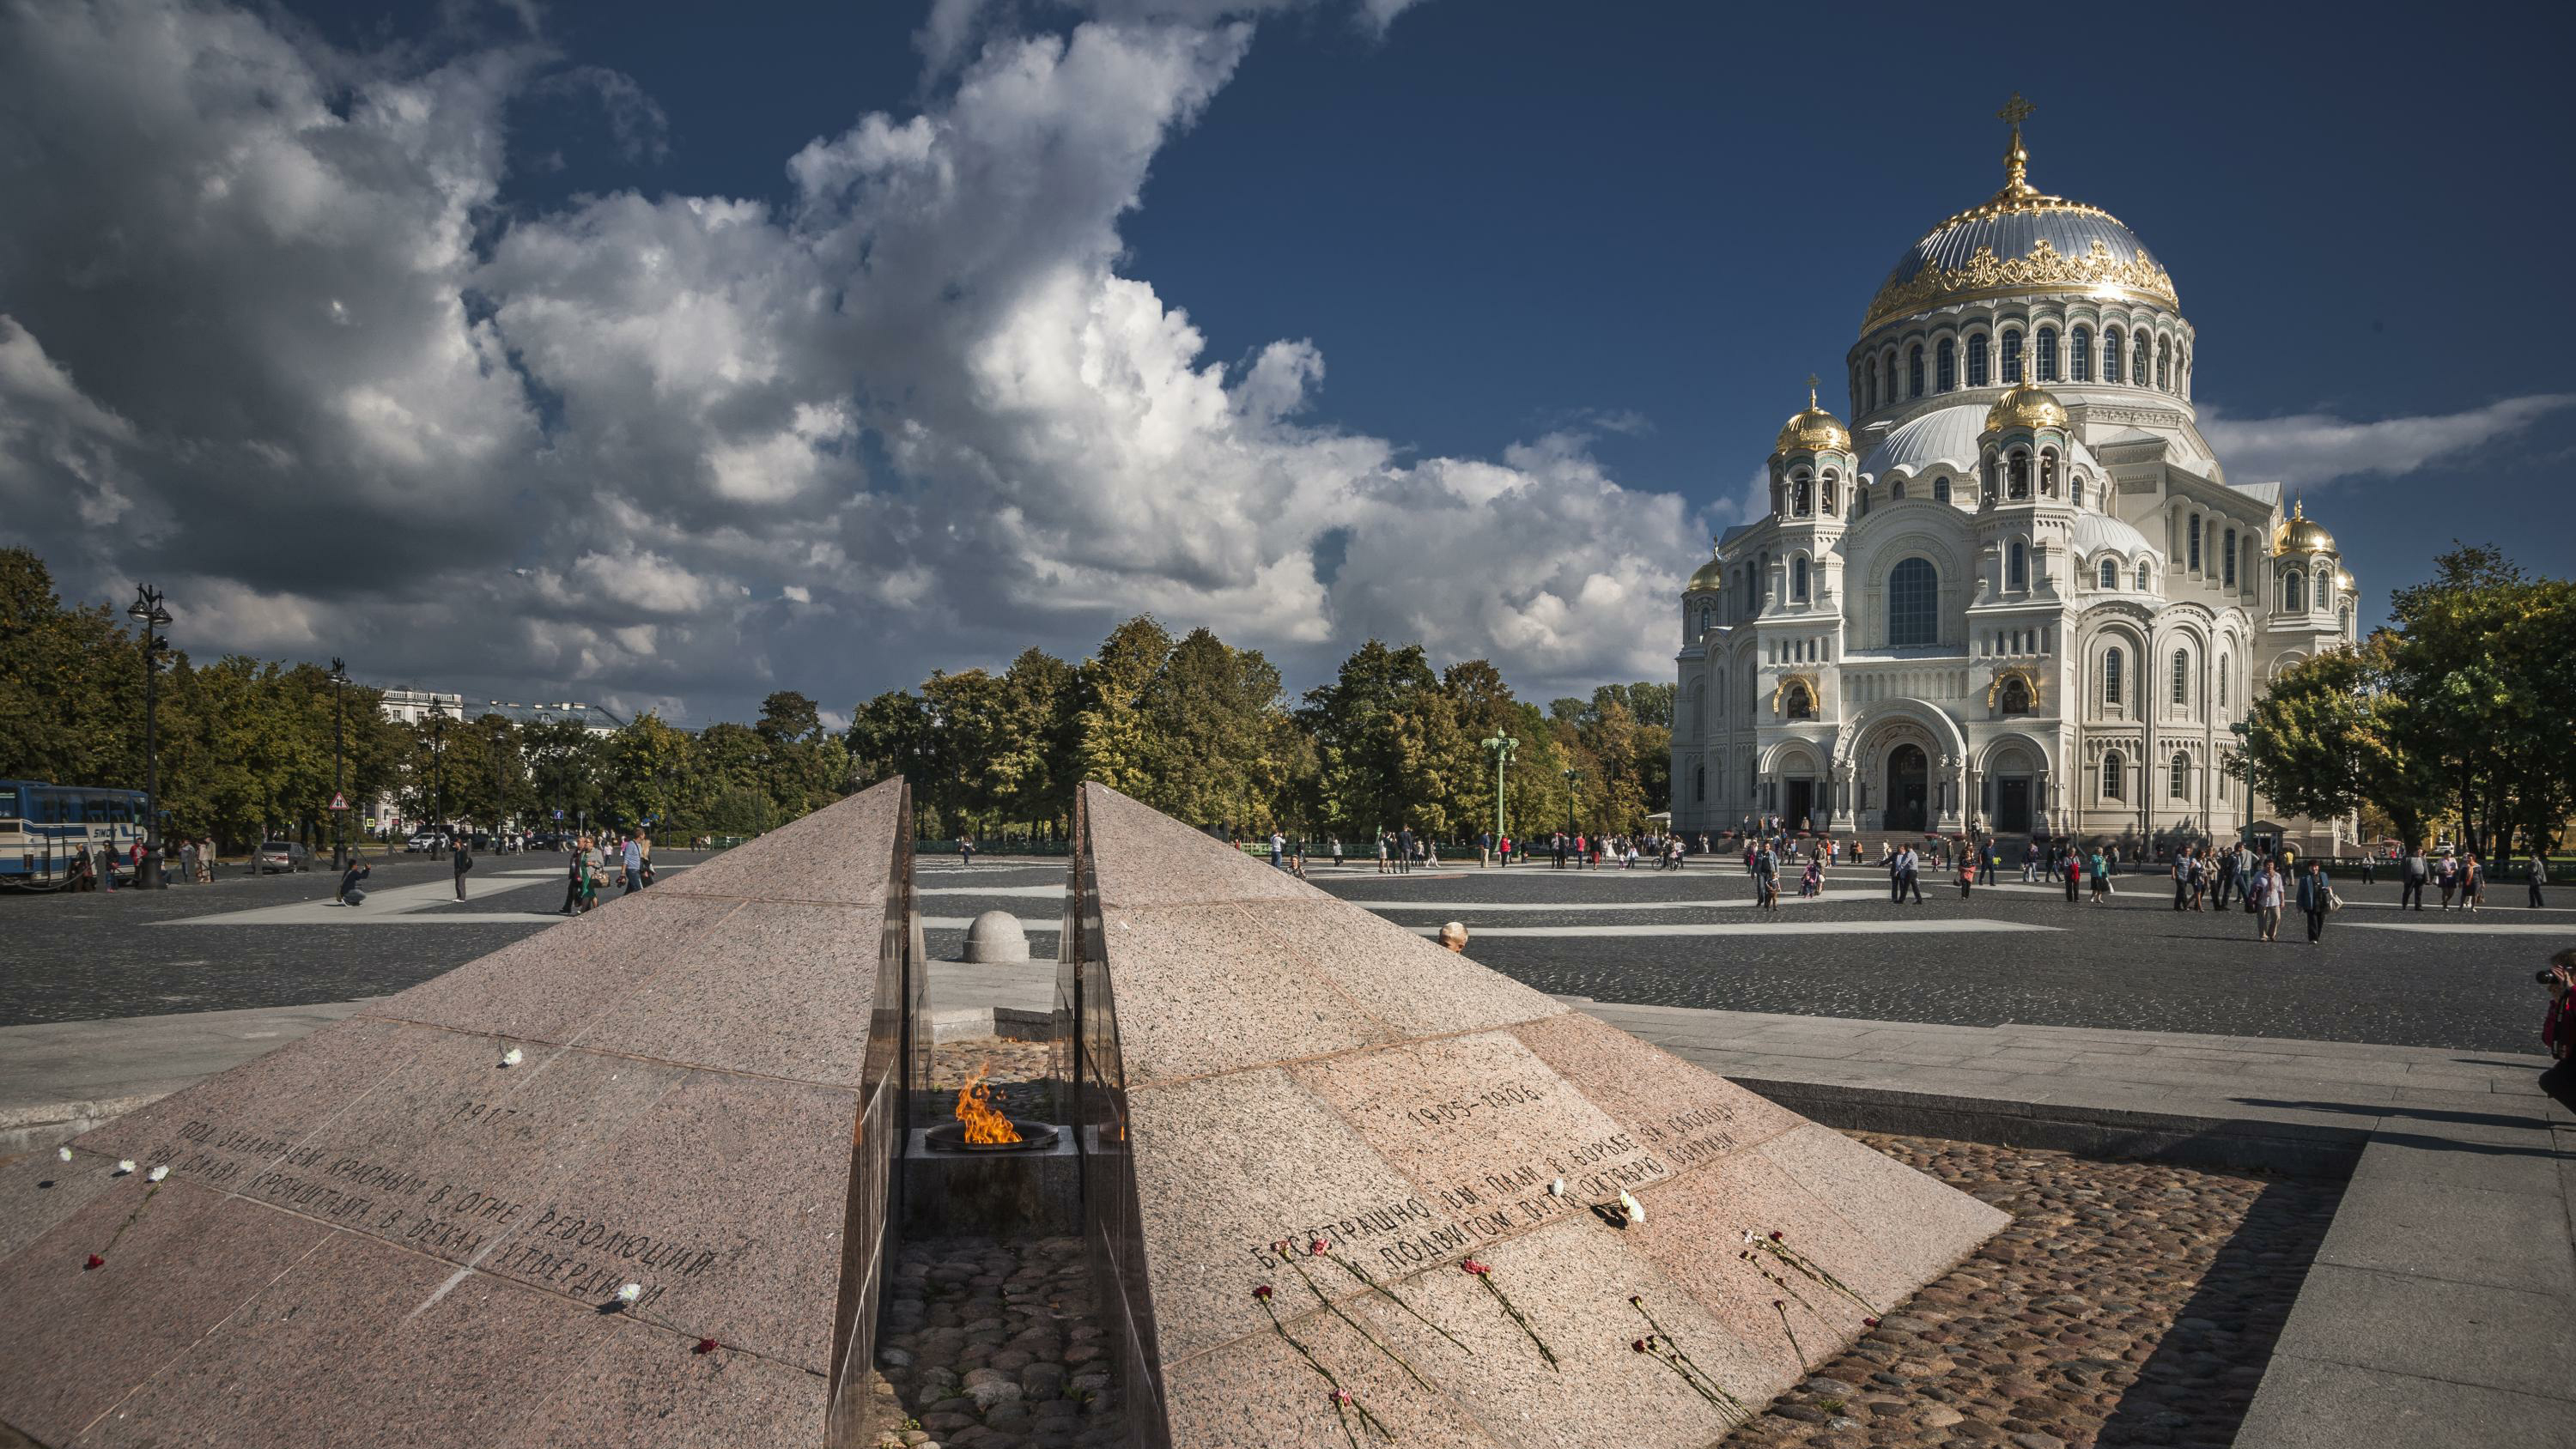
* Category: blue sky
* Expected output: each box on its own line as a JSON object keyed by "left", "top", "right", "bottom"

{"left": 3, "top": 0, "right": 2567, "bottom": 724}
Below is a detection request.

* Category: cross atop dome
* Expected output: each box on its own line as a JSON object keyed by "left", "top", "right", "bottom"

{"left": 1997, "top": 92, "right": 2035, "bottom": 198}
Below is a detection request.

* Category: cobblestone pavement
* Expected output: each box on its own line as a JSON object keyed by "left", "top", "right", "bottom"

{"left": 1722, "top": 1134, "right": 2342, "bottom": 1449}
{"left": 0, "top": 851, "right": 708, "bottom": 1026}
{"left": 15, "top": 851, "right": 2567, "bottom": 1052}
{"left": 920, "top": 858, "right": 2572, "bottom": 1052}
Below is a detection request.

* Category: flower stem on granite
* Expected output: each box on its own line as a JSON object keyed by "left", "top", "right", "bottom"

{"left": 1461, "top": 1258, "right": 1557, "bottom": 1370}
{"left": 1278, "top": 1246, "right": 1433, "bottom": 1391}
{"left": 1737, "top": 1248, "right": 1817, "bottom": 1315}
{"left": 1310, "top": 1239, "right": 1471, "bottom": 1355}
{"left": 1771, "top": 1299, "right": 1807, "bottom": 1370}
{"left": 1753, "top": 1230, "right": 1879, "bottom": 1315}
{"left": 1255, "top": 1288, "right": 1392, "bottom": 1449}
{"left": 93, "top": 1173, "right": 168, "bottom": 1265}
{"left": 1627, "top": 1296, "right": 1751, "bottom": 1422}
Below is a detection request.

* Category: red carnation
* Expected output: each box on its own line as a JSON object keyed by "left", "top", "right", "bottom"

{"left": 1769, "top": 1231, "right": 1783, "bottom": 1242}
{"left": 694, "top": 1338, "right": 718, "bottom": 1355}
{"left": 1253, "top": 1284, "right": 1273, "bottom": 1300}
{"left": 1461, "top": 1258, "right": 1490, "bottom": 1276}
{"left": 1771, "top": 1298, "right": 1784, "bottom": 1309}
{"left": 83, "top": 1254, "right": 104, "bottom": 1270}
{"left": 1862, "top": 1316, "right": 1880, "bottom": 1328}
{"left": 1631, "top": 1338, "right": 1646, "bottom": 1352}
{"left": 1627, "top": 1294, "right": 1642, "bottom": 1306}
{"left": 1309, "top": 1239, "right": 1328, "bottom": 1256}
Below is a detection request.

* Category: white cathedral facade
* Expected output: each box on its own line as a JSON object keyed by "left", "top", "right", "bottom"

{"left": 1671, "top": 103, "right": 2355, "bottom": 852}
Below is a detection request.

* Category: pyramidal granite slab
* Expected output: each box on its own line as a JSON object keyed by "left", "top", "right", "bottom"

{"left": 0, "top": 779, "right": 925, "bottom": 1449}
{"left": 1059, "top": 783, "right": 2008, "bottom": 1449}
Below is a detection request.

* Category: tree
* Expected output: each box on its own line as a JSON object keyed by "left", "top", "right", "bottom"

{"left": 1072, "top": 616, "right": 1174, "bottom": 797}
{"left": 1298, "top": 640, "right": 1456, "bottom": 836}
{"left": 1136, "top": 628, "right": 1291, "bottom": 831}
{"left": 2380, "top": 546, "right": 2576, "bottom": 857}
{"left": 2231, "top": 644, "right": 2437, "bottom": 848}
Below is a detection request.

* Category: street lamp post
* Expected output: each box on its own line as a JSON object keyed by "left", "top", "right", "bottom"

{"left": 1561, "top": 767, "right": 1581, "bottom": 862}
{"left": 126, "top": 585, "right": 173, "bottom": 888}
{"left": 329, "top": 658, "right": 349, "bottom": 870}
{"left": 1480, "top": 732, "right": 1516, "bottom": 850}
{"left": 427, "top": 699, "right": 449, "bottom": 843}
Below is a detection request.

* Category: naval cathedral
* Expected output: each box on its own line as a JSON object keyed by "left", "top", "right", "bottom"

{"left": 1671, "top": 100, "right": 2354, "bottom": 851}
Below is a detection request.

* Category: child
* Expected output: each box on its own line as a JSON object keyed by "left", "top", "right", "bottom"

{"left": 1801, "top": 858, "right": 1821, "bottom": 899}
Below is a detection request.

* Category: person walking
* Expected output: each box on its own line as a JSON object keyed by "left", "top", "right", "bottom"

{"left": 452, "top": 834, "right": 473, "bottom": 900}
{"left": 2464, "top": 852, "right": 2484, "bottom": 912}
{"left": 2531, "top": 850, "right": 2549, "bottom": 908}
{"left": 2063, "top": 849, "right": 2081, "bottom": 904}
{"left": 561, "top": 837, "right": 586, "bottom": 914}
{"left": 2437, "top": 852, "right": 2458, "bottom": 910}
{"left": 623, "top": 833, "right": 644, "bottom": 894}
{"left": 1901, "top": 844, "right": 1924, "bottom": 905}
{"left": 637, "top": 831, "right": 653, "bottom": 888}
{"left": 2298, "top": 859, "right": 2334, "bottom": 945}
{"left": 2402, "top": 846, "right": 2427, "bottom": 912}
{"left": 1330, "top": 836, "right": 1344, "bottom": 870}
{"left": 1754, "top": 841, "right": 1779, "bottom": 912}
{"left": 2214, "top": 846, "right": 2239, "bottom": 910}
{"left": 2088, "top": 847, "right": 2110, "bottom": 905}
{"left": 2172, "top": 848, "right": 2193, "bottom": 912}
{"left": 1268, "top": 830, "right": 1285, "bottom": 870}
{"left": 2359, "top": 851, "right": 2376, "bottom": 886}
{"left": 1956, "top": 850, "right": 1975, "bottom": 899}
{"left": 2254, "top": 861, "right": 2282, "bottom": 942}
{"left": 1398, "top": 827, "right": 1418, "bottom": 876}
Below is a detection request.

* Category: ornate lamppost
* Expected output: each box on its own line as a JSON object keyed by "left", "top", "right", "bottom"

{"left": 1480, "top": 731, "right": 1516, "bottom": 850}
{"left": 1561, "top": 767, "right": 1581, "bottom": 851}
{"left": 126, "top": 585, "right": 172, "bottom": 888}
{"left": 328, "top": 658, "right": 349, "bottom": 870}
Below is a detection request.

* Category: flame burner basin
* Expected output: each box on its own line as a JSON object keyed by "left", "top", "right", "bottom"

{"left": 923, "top": 1119, "right": 1060, "bottom": 1154}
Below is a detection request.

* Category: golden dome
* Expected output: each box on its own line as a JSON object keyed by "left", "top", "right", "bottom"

{"left": 1984, "top": 378, "right": 2069, "bottom": 433}
{"left": 2335, "top": 567, "right": 2356, "bottom": 592}
{"left": 1686, "top": 553, "right": 1727, "bottom": 593}
{"left": 1774, "top": 379, "right": 1850, "bottom": 455}
{"left": 2274, "top": 499, "right": 2337, "bottom": 556}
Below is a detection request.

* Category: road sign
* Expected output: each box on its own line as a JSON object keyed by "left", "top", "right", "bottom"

{"left": 553, "top": 809, "right": 564, "bottom": 821}
{"left": 328, "top": 792, "right": 349, "bottom": 811}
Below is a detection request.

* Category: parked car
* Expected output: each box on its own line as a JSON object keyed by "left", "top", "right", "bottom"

{"left": 255, "top": 840, "right": 311, "bottom": 874}
{"left": 404, "top": 832, "right": 440, "bottom": 852}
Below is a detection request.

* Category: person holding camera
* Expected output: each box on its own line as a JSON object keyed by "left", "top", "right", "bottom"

{"left": 2538, "top": 950, "right": 2576, "bottom": 1060}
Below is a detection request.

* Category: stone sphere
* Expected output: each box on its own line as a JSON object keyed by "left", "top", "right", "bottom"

{"left": 963, "top": 909, "right": 1031, "bottom": 963}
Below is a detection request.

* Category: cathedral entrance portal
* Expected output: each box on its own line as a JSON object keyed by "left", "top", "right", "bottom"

{"left": 1997, "top": 779, "right": 2032, "bottom": 834}
{"left": 1886, "top": 746, "right": 1929, "bottom": 833}
{"left": 1784, "top": 779, "right": 1814, "bottom": 833}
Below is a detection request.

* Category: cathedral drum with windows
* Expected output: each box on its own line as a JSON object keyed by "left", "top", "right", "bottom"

{"left": 1671, "top": 98, "right": 2357, "bottom": 853}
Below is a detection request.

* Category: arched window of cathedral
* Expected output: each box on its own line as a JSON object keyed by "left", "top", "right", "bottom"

{"left": 1793, "top": 476, "right": 1810, "bottom": 516}
{"left": 2040, "top": 451, "right": 2057, "bottom": 496}
{"left": 1784, "top": 683, "right": 1814, "bottom": 719}
{"left": 1967, "top": 333, "right": 1990, "bottom": 388}
{"left": 2134, "top": 334, "right": 2151, "bottom": 388}
{"left": 1698, "top": 603, "right": 1714, "bottom": 637}
{"left": 2071, "top": 473, "right": 2086, "bottom": 507}
{"left": 1892, "top": 478, "right": 1907, "bottom": 500}
{"left": 2156, "top": 338, "right": 2172, "bottom": 391}
{"left": 2008, "top": 541, "right": 2028, "bottom": 592}
{"left": 2070, "top": 326, "right": 2092, "bottom": 382}
{"left": 2001, "top": 329, "right": 2023, "bottom": 384}
{"left": 2188, "top": 516, "right": 2202, "bottom": 573}
{"left": 2000, "top": 676, "right": 2032, "bottom": 715}
{"left": 2008, "top": 452, "right": 2030, "bottom": 500}
{"left": 2317, "top": 571, "right": 2334, "bottom": 609}
{"left": 1856, "top": 487, "right": 1869, "bottom": 518}
{"left": 2218, "top": 654, "right": 2230, "bottom": 709}
{"left": 2136, "top": 561, "right": 2151, "bottom": 591}
{"left": 1933, "top": 476, "right": 1951, "bottom": 505}
{"left": 2104, "top": 327, "right": 2123, "bottom": 383}
{"left": 2223, "top": 529, "right": 2238, "bottom": 586}
{"left": 2172, "top": 648, "right": 2190, "bottom": 706}
{"left": 1888, "top": 557, "right": 1938, "bottom": 647}
{"left": 2170, "top": 751, "right": 2189, "bottom": 800}
{"left": 1821, "top": 476, "right": 1838, "bottom": 515}
{"left": 2035, "top": 327, "right": 2058, "bottom": 382}
{"left": 1864, "top": 368, "right": 1876, "bottom": 414}
{"left": 2099, "top": 559, "right": 2117, "bottom": 590}
{"left": 1936, "top": 339, "right": 1957, "bottom": 392}
{"left": 2104, "top": 647, "right": 2125, "bottom": 708}
{"left": 2341, "top": 604, "right": 2353, "bottom": 637}
{"left": 1791, "top": 557, "right": 1809, "bottom": 602}
{"left": 1910, "top": 345, "right": 1926, "bottom": 397}
{"left": 2285, "top": 569, "right": 2306, "bottom": 612}
{"left": 2103, "top": 749, "right": 2126, "bottom": 800}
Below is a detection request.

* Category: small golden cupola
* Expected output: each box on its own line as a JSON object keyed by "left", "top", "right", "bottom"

{"left": 1774, "top": 378, "right": 1852, "bottom": 456}
{"left": 1984, "top": 378, "right": 2069, "bottom": 433}
{"left": 2275, "top": 498, "right": 2337, "bottom": 555}
{"left": 1686, "top": 549, "right": 1727, "bottom": 594}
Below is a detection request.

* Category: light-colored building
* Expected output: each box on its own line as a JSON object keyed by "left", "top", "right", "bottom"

{"left": 366, "top": 688, "right": 627, "bottom": 834}
{"left": 1671, "top": 101, "right": 2355, "bottom": 855}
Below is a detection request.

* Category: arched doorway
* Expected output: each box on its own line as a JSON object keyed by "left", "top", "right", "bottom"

{"left": 1886, "top": 745, "right": 1929, "bottom": 832}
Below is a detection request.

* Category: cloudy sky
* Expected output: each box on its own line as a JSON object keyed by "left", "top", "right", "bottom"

{"left": 3, "top": 0, "right": 2568, "bottom": 727}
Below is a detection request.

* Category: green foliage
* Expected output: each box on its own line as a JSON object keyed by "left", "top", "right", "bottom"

{"left": 2235, "top": 544, "right": 2576, "bottom": 857}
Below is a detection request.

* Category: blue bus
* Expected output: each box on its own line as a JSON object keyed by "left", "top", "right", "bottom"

{"left": 0, "top": 780, "right": 151, "bottom": 888}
